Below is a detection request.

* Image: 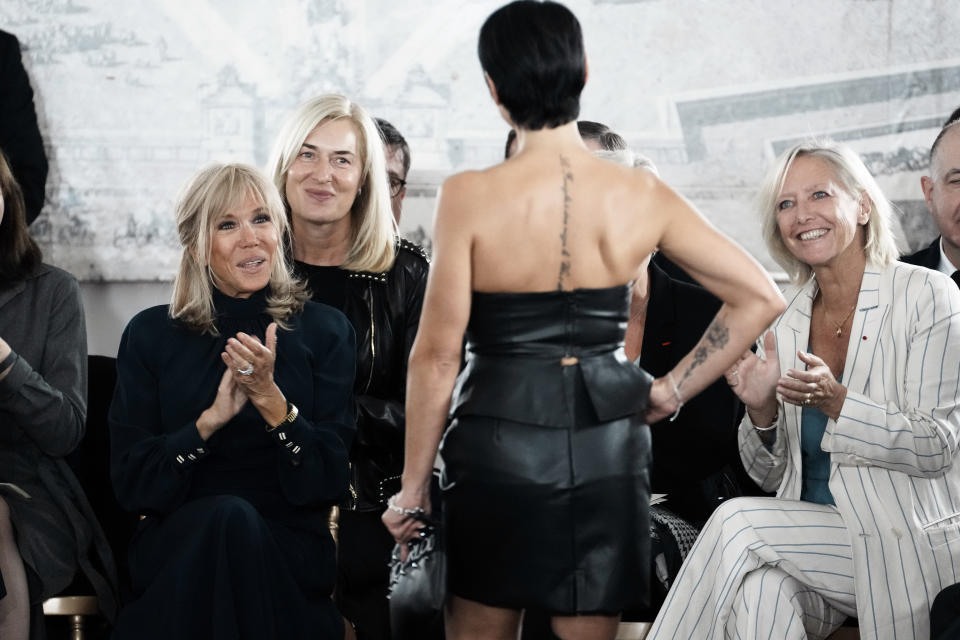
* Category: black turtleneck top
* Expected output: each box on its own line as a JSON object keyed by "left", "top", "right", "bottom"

{"left": 109, "top": 287, "right": 356, "bottom": 529}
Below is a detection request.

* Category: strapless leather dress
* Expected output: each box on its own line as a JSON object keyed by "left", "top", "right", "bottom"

{"left": 439, "top": 284, "right": 653, "bottom": 614}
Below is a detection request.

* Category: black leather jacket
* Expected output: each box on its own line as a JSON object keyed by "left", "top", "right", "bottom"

{"left": 339, "top": 238, "right": 428, "bottom": 510}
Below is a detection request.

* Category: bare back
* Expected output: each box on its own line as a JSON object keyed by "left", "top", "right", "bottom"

{"left": 466, "top": 147, "right": 661, "bottom": 293}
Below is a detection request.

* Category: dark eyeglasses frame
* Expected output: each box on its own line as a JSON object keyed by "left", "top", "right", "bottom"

{"left": 389, "top": 177, "right": 407, "bottom": 197}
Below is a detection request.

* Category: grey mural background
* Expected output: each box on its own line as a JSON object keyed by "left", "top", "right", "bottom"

{"left": 5, "top": 0, "right": 960, "bottom": 281}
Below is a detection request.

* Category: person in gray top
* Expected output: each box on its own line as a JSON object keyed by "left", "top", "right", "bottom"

{"left": 0, "top": 150, "right": 115, "bottom": 640}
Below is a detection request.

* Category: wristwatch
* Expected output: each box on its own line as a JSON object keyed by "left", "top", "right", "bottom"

{"left": 266, "top": 402, "right": 298, "bottom": 432}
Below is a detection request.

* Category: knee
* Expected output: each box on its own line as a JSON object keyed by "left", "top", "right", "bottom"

{"left": 701, "top": 496, "right": 753, "bottom": 534}
{"left": 740, "top": 566, "right": 772, "bottom": 591}
{"left": 208, "top": 496, "right": 269, "bottom": 544}
{"left": 210, "top": 495, "right": 263, "bottom": 524}
{"left": 739, "top": 566, "right": 794, "bottom": 602}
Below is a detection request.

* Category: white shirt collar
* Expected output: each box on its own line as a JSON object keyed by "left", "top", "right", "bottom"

{"left": 938, "top": 238, "right": 959, "bottom": 276}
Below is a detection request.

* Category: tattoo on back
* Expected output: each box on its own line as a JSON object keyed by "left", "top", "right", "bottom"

{"left": 558, "top": 155, "right": 573, "bottom": 290}
{"left": 680, "top": 316, "right": 731, "bottom": 387}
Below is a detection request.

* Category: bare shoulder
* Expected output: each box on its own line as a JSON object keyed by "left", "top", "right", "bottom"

{"left": 594, "top": 159, "right": 668, "bottom": 222}
{"left": 440, "top": 168, "right": 490, "bottom": 195}
{"left": 624, "top": 164, "right": 667, "bottom": 200}
{"left": 435, "top": 169, "right": 492, "bottom": 224}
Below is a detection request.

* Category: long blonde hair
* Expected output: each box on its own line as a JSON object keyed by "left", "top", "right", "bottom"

{"left": 170, "top": 163, "right": 308, "bottom": 334}
{"left": 268, "top": 94, "right": 396, "bottom": 273}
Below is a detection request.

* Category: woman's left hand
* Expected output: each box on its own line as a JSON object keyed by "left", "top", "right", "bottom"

{"left": 222, "top": 322, "right": 279, "bottom": 401}
{"left": 644, "top": 376, "right": 679, "bottom": 424}
{"left": 776, "top": 350, "right": 847, "bottom": 421}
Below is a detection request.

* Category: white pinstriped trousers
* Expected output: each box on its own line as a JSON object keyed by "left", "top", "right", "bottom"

{"left": 647, "top": 497, "right": 859, "bottom": 640}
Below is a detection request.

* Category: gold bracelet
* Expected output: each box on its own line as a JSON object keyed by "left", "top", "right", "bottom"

{"left": 266, "top": 402, "right": 298, "bottom": 432}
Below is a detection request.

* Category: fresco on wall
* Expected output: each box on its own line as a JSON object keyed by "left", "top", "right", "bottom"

{"left": 4, "top": 0, "right": 960, "bottom": 280}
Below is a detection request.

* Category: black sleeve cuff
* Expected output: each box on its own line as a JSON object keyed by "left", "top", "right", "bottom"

{"left": 165, "top": 423, "right": 211, "bottom": 468}
{"left": 268, "top": 418, "right": 305, "bottom": 466}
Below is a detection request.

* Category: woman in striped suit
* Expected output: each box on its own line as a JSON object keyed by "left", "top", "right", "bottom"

{"left": 648, "top": 139, "right": 960, "bottom": 640}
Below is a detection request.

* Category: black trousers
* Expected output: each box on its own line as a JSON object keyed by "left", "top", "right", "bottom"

{"left": 931, "top": 583, "right": 960, "bottom": 640}
{"left": 336, "top": 509, "right": 395, "bottom": 640}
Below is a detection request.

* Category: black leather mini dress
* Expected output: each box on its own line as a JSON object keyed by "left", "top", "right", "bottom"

{"left": 440, "top": 284, "right": 653, "bottom": 614}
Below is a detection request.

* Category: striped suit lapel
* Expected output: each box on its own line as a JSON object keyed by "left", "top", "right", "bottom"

{"left": 778, "top": 282, "right": 816, "bottom": 497}
{"left": 843, "top": 269, "right": 884, "bottom": 394}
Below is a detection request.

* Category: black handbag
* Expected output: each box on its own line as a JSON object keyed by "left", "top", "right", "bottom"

{"left": 388, "top": 514, "right": 446, "bottom": 638}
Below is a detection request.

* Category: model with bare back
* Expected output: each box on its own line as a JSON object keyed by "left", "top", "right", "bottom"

{"left": 382, "top": 3, "right": 785, "bottom": 639}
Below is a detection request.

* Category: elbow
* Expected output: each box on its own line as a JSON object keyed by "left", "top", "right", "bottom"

{"left": 762, "top": 287, "right": 788, "bottom": 320}
{"left": 744, "top": 287, "right": 786, "bottom": 331}
{"left": 924, "top": 446, "right": 958, "bottom": 478}
{"left": 47, "top": 414, "right": 86, "bottom": 457}
{"left": 409, "top": 343, "right": 462, "bottom": 376}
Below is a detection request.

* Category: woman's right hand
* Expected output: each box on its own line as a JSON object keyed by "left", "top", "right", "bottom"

{"left": 382, "top": 484, "right": 431, "bottom": 561}
{"left": 724, "top": 331, "right": 780, "bottom": 418}
{"left": 196, "top": 368, "right": 248, "bottom": 440}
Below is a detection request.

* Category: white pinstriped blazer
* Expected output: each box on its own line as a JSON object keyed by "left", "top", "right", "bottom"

{"left": 739, "top": 261, "right": 960, "bottom": 640}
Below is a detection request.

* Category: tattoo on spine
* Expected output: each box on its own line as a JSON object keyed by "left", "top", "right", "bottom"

{"left": 558, "top": 155, "right": 573, "bottom": 290}
{"left": 680, "top": 317, "right": 731, "bottom": 388}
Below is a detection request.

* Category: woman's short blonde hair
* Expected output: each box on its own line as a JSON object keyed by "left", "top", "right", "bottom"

{"left": 268, "top": 94, "right": 396, "bottom": 273}
{"left": 757, "top": 139, "right": 899, "bottom": 283}
{"left": 170, "top": 163, "right": 308, "bottom": 334}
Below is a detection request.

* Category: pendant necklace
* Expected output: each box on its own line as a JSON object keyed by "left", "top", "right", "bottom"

{"left": 823, "top": 303, "right": 857, "bottom": 338}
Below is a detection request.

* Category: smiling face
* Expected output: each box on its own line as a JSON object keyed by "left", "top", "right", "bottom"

{"left": 284, "top": 118, "right": 363, "bottom": 234}
{"left": 775, "top": 155, "right": 869, "bottom": 271}
{"left": 208, "top": 192, "right": 279, "bottom": 298}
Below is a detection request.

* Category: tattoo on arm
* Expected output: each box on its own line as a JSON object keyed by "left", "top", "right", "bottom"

{"left": 680, "top": 316, "right": 731, "bottom": 387}
{"left": 558, "top": 155, "right": 573, "bottom": 290}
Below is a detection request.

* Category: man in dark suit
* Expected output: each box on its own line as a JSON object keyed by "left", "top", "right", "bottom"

{"left": 0, "top": 30, "right": 48, "bottom": 226}
{"left": 901, "top": 111, "right": 960, "bottom": 286}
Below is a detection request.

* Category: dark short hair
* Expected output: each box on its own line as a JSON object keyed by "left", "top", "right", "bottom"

{"left": 479, "top": 1, "right": 585, "bottom": 131}
{"left": 577, "top": 121, "right": 626, "bottom": 151}
{"left": 930, "top": 107, "right": 960, "bottom": 166}
{"left": 504, "top": 120, "right": 624, "bottom": 159}
{"left": 945, "top": 106, "right": 960, "bottom": 128}
{"left": 374, "top": 117, "right": 410, "bottom": 179}
{"left": 0, "top": 148, "right": 42, "bottom": 286}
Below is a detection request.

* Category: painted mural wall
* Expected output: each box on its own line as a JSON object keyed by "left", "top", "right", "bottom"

{"left": 5, "top": 0, "right": 960, "bottom": 281}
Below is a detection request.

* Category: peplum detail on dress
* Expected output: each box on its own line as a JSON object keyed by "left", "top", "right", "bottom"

{"left": 451, "top": 284, "right": 652, "bottom": 426}
{"left": 441, "top": 284, "right": 653, "bottom": 614}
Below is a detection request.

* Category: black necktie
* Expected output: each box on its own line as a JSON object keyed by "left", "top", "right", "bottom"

{"left": 953, "top": 270, "right": 960, "bottom": 289}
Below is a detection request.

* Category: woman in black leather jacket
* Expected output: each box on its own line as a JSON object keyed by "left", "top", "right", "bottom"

{"left": 268, "top": 94, "right": 428, "bottom": 640}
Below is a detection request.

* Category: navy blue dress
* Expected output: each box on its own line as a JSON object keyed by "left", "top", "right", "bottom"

{"left": 109, "top": 287, "right": 355, "bottom": 639}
